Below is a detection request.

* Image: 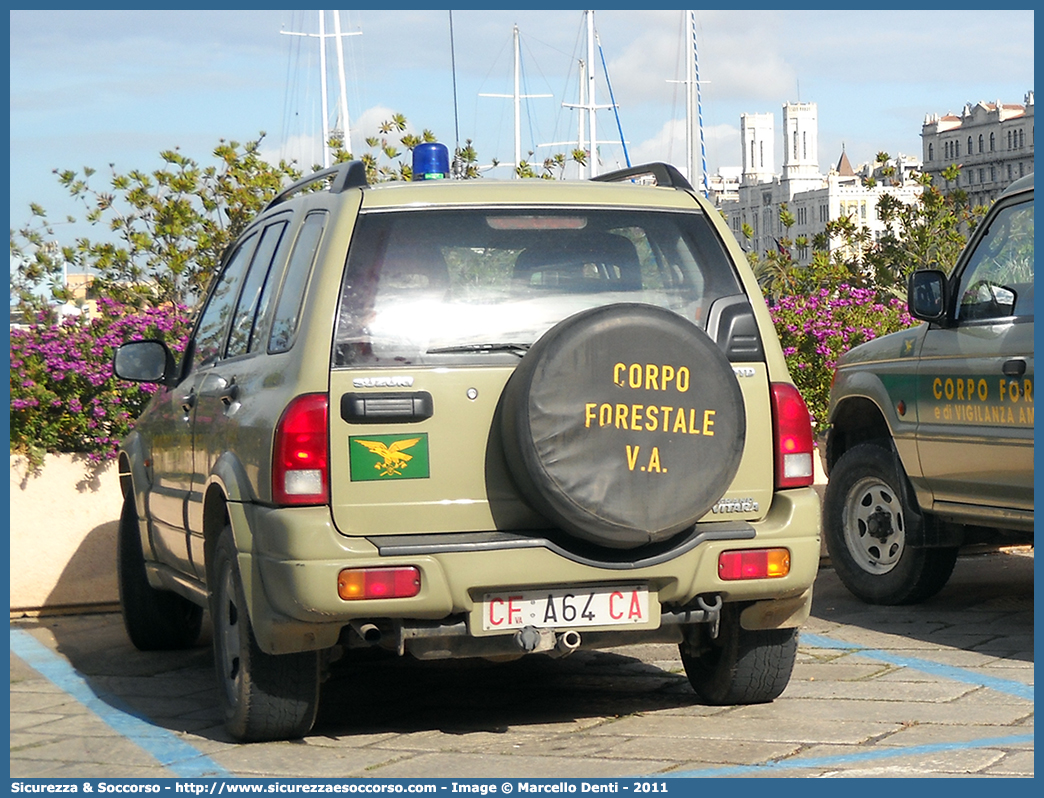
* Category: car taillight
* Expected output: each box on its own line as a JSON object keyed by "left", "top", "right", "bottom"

{"left": 337, "top": 567, "right": 421, "bottom": 600}
{"left": 272, "top": 393, "right": 329, "bottom": 505}
{"left": 770, "top": 382, "right": 814, "bottom": 489}
{"left": 718, "top": 548, "right": 791, "bottom": 580}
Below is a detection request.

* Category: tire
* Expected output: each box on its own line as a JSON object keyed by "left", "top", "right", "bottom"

{"left": 500, "top": 303, "right": 746, "bottom": 549}
{"left": 680, "top": 605, "right": 797, "bottom": 705}
{"left": 823, "top": 444, "right": 958, "bottom": 605}
{"left": 209, "top": 526, "right": 320, "bottom": 742}
{"left": 117, "top": 490, "right": 203, "bottom": 651}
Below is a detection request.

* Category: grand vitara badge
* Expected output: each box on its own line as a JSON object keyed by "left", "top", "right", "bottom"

{"left": 350, "top": 433, "right": 430, "bottom": 481}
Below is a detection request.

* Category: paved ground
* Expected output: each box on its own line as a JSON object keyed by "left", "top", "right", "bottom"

{"left": 10, "top": 547, "right": 1033, "bottom": 779}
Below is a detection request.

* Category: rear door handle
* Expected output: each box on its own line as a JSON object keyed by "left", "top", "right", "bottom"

{"left": 1003, "top": 359, "right": 1027, "bottom": 377}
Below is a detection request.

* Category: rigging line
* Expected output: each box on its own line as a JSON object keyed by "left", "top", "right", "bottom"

{"left": 691, "top": 12, "right": 709, "bottom": 197}
{"left": 343, "top": 11, "right": 363, "bottom": 155}
{"left": 667, "top": 11, "right": 684, "bottom": 167}
{"left": 279, "top": 11, "right": 302, "bottom": 163}
{"left": 597, "top": 34, "right": 630, "bottom": 168}
{"left": 448, "top": 10, "right": 461, "bottom": 161}
{"left": 547, "top": 25, "right": 583, "bottom": 153}
{"left": 475, "top": 32, "right": 511, "bottom": 149}
{"left": 519, "top": 33, "right": 555, "bottom": 150}
{"left": 518, "top": 36, "right": 546, "bottom": 159}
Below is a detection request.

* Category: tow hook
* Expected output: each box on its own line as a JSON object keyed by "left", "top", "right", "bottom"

{"left": 697, "top": 594, "right": 723, "bottom": 639}
{"left": 514, "top": 625, "right": 554, "bottom": 653}
{"left": 513, "top": 626, "right": 582, "bottom": 657}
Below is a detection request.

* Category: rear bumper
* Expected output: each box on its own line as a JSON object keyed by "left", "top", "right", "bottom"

{"left": 233, "top": 486, "right": 820, "bottom": 654}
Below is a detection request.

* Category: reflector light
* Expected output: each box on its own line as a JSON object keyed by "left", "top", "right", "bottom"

{"left": 770, "top": 383, "right": 815, "bottom": 489}
{"left": 338, "top": 567, "right": 422, "bottom": 600}
{"left": 272, "top": 394, "right": 329, "bottom": 505}
{"left": 718, "top": 548, "right": 791, "bottom": 581}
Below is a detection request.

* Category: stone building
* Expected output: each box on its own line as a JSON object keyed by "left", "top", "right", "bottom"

{"left": 719, "top": 102, "right": 922, "bottom": 266}
{"left": 921, "top": 91, "right": 1034, "bottom": 207}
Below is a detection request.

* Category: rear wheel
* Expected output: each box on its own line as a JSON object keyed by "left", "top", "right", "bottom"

{"left": 117, "top": 490, "right": 202, "bottom": 651}
{"left": 679, "top": 605, "right": 797, "bottom": 705}
{"left": 209, "top": 525, "right": 320, "bottom": 742}
{"left": 823, "top": 444, "right": 958, "bottom": 605}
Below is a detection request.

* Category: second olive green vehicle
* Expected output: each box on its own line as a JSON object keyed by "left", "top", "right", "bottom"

{"left": 114, "top": 147, "right": 820, "bottom": 742}
{"left": 824, "top": 174, "right": 1033, "bottom": 606}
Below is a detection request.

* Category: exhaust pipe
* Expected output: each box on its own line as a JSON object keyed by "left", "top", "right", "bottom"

{"left": 555, "top": 630, "right": 582, "bottom": 656}
{"left": 351, "top": 621, "right": 383, "bottom": 645}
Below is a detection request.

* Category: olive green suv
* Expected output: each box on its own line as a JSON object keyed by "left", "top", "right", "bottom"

{"left": 823, "top": 173, "right": 1033, "bottom": 605}
{"left": 114, "top": 149, "right": 820, "bottom": 742}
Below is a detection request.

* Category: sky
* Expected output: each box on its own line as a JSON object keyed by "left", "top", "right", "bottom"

{"left": 8, "top": 8, "right": 1035, "bottom": 245}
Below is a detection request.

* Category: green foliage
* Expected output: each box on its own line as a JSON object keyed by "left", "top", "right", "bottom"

{"left": 10, "top": 135, "right": 302, "bottom": 311}
{"left": 829, "top": 170, "right": 988, "bottom": 296}
{"left": 337, "top": 113, "right": 437, "bottom": 182}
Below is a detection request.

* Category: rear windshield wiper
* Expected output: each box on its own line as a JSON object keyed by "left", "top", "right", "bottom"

{"left": 427, "top": 342, "right": 531, "bottom": 357}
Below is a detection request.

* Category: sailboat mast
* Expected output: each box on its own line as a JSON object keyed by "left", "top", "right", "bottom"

{"left": 587, "top": 10, "right": 598, "bottom": 177}
{"left": 480, "top": 24, "right": 550, "bottom": 177}
{"left": 318, "top": 13, "right": 330, "bottom": 167}
{"left": 332, "top": 10, "right": 352, "bottom": 154}
{"left": 685, "top": 13, "right": 695, "bottom": 184}
{"left": 513, "top": 24, "right": 522, "bottom": 172}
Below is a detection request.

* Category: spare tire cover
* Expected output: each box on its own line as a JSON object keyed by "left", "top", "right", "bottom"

{"left": 501, "top": 303, "right": 746, "bottom": 549}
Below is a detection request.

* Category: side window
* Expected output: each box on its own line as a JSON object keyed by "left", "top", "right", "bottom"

{"left": 955, "top": 199, "right": 1034, "bottom": 322}
{"left": 192, "top": 233, "right": 257, "bottom": 371}
{"left": 226, "top": 220, "right": 289, "bottom": 358}
{"left": 268, "top": 212, "right": 327, "bottom": 353}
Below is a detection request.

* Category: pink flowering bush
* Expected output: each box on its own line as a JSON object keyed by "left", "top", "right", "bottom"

{"left": 10, "top": 298, "right": 190, "bottom": 469}
{"left": 769, "top": 285, "right": 915, "bottom": 432}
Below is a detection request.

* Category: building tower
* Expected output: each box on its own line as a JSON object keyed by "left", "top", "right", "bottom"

{"left": 740, "top": 112, "right": 774, "bottom": 185}
{"left": 781, "top": 102, "right": 819, "bottom": 188}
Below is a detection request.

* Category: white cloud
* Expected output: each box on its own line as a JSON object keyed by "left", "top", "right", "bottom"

{"left": 350, "top": 105, "right": 408, "bottom": 154}
{"left": 259, "top": 133, "right": 322, "bottom": 172}
{"left": 626, "top": 120, "right": 741, "bottom": 178}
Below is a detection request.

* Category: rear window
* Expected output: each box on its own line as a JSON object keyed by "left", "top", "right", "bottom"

{"left": 333, "top": 207, "right": 743, "bottom": 367}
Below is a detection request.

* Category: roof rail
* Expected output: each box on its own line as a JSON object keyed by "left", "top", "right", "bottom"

{"left": 266, "top": 160, "right": 369, "bottom": 210}
{"left": 592, "top": 162, "right": 693, "bottom": 191}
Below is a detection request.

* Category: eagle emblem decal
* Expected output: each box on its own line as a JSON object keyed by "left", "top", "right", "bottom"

{"left": 349, "top": 434, "right": 430, "bottom": 481}
{"left": 353, "top": 438, "right": 421, "bottom": 477}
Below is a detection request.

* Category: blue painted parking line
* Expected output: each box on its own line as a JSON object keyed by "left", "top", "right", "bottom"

{"left": 667, "top": 733, "right": 1035, "bottom": 777}
{"left": 802, "top": 632, "right": 1035, "bottom": 701}
{"left": 10, "top": 627, "right": 232, "bottom": 778}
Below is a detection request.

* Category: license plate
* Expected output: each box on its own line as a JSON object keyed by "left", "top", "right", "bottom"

{"left": 480, "top": 585, "right": 650, "bottom": 631}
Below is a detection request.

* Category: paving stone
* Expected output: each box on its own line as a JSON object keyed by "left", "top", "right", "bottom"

{"left": 10, "top": 712, "right": 70, "bottom": 731}
{"left": 597, "top": 735, "right": 801, "bottom": 765}
{"left": 790, "top": 661, "right": 890, "bottom": 681}
{"left": 779, "top": 678, "right": 975, "bottom": 702}
{"left": 7, "top": 549, "right": 1033, "bottom": 780}
{"left": 363, "top": 752, "right": 672, "bottom": 778}
{"left": 873, "top": 723, "right": 1036, "bottom": 749}
{"left": 585, "top": 713, "right": 899, "bottom": 745}
{"left": 732, "top": 695, "right": 1033, "bottom": 726}
{"left": 213, "top": 742, "right": 408, "bottom": 778}
{"left": 15, "top": 762, "right": 176, "bottom": 778}
{"left": 10, "top": 735, "right": 166, "bottom": 767}
{"left": 983, "top": 749, "right": 1036, "bottom": 776}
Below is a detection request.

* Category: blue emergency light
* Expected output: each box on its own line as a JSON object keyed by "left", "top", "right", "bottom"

{"left": 412, "top": 142, "right": 450, "bottom": 180}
